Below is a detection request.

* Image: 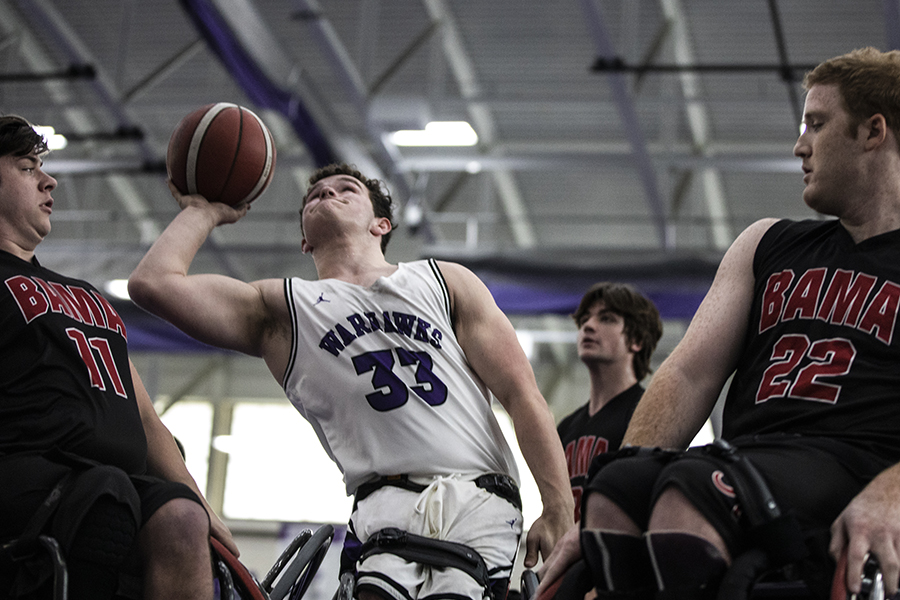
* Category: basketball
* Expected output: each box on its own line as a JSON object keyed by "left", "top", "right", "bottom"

{"left": 166, "top": 102, "right": 276, "bottom": 207}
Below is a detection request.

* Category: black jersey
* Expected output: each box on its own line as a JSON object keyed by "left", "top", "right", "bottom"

{"left": 557, "top": 383, "right": 643, "bottom": 520}
{"left": 0, "top": 250, "right": 147, "bottom": 473}
{"left": 723, "top": 219, "right": 900, "bottom": 461}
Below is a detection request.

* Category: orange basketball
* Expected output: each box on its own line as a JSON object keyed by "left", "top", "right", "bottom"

{"left": 166, "top": 103, "right": 276, "bottom": 206}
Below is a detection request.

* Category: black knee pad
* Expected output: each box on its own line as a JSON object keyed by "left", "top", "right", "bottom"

{"left": 68, "top": 496, "right": 137, "bottom": 567}
{"left": 580, "top": 530, "right": 653, "bottom": 599}
{"left": 645, "top": 532, "right": 727, "bottom": 600}
{"left": 65, "top": 497, "right": 138, "bottom": 600}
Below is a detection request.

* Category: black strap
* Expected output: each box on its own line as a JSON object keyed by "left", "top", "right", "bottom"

{"left": 11, "top": 473, "right": 73, "bottom": 552}
{"left": 355, "top": 473, "right": 522, "bottom": 511}
{"left": 354, "top": 475, "right": 428, "bottom": 507}
{"left": 359, "top": 527, "right": 491, "bottom": 590}
{"left": 474, "top": 473, "right": 522, "bottom": 511}
{"left": 702, "top": 439, "right": 807, "bottom": 566}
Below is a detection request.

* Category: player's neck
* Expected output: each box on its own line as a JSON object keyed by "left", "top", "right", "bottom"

{"left": 0, "top": 234, "right": 36, "bottom": 263}
{"left": 312, "top": 242, "right": 396, "bottom": 287}
{"left": 586, "top": 365, "right": 638, "bottom": 417}
{"left": 840, "top": 158, "right": 900, "bottom": 243}
{"left": 845, "top": 200, "right": 900, "bottom": 243}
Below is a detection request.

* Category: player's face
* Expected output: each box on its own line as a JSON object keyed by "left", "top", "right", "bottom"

{"left": 301, "top": 174, "right": 377, "bottom": 242}
{"left": 0, "top": 152, "right": 57, "bottom": 255}
{"left": 575, "top": 302, "right": 638, "bottom": 367}
{"left": 793, "top": 84, "right": 867, "bottom": 217}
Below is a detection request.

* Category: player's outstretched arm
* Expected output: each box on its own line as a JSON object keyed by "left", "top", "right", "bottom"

{"left": 131, "top": 361, "right": 238, "bottom": 556}
{"left": 624, "top": 218, "right": 778, "bottom": 450}
{"left": 129, "top": 181, "right": 284, "bottom": 360}
{"left": 437, "top": 261, "right": 575, "bottom": 567}
{"left": 830, "top": 462, "right": 900, "bottom": 596}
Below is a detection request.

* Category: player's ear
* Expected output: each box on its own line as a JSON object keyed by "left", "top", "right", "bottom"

{"left": 863, "top": 113, "right": 888, "bottom": 150}
{"left": 301, "top": 238, "right": 313, "bottom": 254}
{"left": 371, "top": 217, "right": 392, "bottom": 237}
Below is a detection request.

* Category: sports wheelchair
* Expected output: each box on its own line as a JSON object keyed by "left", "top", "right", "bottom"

{"left": 0, "top": 524, "right": 335, "bottom": 600}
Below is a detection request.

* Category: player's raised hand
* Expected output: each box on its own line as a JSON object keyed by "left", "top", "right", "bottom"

{"left": 167, "top": 178, "right": 250, "bottom": 224}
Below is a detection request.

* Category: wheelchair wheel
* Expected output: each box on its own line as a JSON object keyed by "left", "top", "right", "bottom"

{"left": 211, "top": 536, "right": 268, "bottom": 600}
{"left": 264, "top": 525, "right": 334, "bottom": 600}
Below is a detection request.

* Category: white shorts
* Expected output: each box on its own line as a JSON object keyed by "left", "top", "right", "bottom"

{"left": 350, "top": 474, "right": 523, "bottom": 600}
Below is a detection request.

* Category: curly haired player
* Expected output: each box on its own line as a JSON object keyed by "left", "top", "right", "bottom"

{"left": 129, "top": 163, "right": 573, "bottom": 599}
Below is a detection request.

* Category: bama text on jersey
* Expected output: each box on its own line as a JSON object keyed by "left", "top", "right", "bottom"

{"left": 760, "top": 267, "right": 899, "bottom": 345}
{"left": 6, "top": 275, "right": 127, "bottom": 338}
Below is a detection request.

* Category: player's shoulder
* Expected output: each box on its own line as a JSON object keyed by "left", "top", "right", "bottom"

{"left": 428, "top": 260, "right": 482, "bottom": 291}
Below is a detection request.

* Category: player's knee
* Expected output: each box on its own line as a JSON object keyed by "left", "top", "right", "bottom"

{"left": 142, "top": 498, "right": 209, "bottom": 557}
{"left": 583, "top": 492, "right": 639, "bottom": 534}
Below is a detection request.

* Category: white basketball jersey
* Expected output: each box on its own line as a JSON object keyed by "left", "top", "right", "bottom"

{"left": 281, "top": 259, "right": 518, "bottom": 495}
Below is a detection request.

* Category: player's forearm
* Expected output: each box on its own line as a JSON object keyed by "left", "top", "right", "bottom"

{"left": 128, "top": 207, "right": 219, "bottom": 320}
{"left": 623, "top": 361, "right": 717, "bottom": 449}
{"left": 512, "top": 396, "right": 575, "bottom": 518}
{"left": 132, "top": 206, "right": 217, "bottom": 282}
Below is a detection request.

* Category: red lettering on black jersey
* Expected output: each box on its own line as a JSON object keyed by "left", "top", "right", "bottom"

{"left": 6, "top": 275, "right": 49, "bottom": 323}
{"left": 759, "top": 268, "right": 899, "bottom": 345}
{"left": 55, "top": 284, "right": 106, "bottom": 327}
{"left": 782, "top": 268, "right": 826, "bottom": 322}
{"left": 760, "top": 271, "right": 794, "bottom": 332}
{"left": 858, "top": 281, "right": 900, "bottom": 345}
{"left": 816, "top": 270, "right": 876, "bottom": 327}
{"left": 93, "top": 292, "right": 127, "bottom": 340}
{"left": 5, "top": 275, "right": 127, "bottom": 340}
{"left": 34, "top": 277, "right": 76, "bottom": 319}
{"left": 564, "top": 436, "right": 609, "bottom": 479}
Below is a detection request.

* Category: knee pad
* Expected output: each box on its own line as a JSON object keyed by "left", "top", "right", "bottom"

{"left": 580, "top": 530, "right": 653, "bottom": 599}
{"left": 66, "top": 497, "right": 138, "bottom": 600}
{"left": 645, "top": 532, "right": 727, "bottom": 600}
{"left": 68, "top": 496, "right": 137, "bottom": 567}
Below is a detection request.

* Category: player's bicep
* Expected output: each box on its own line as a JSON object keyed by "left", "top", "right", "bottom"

{"left": 438, "top": 262, "right": 535, "bottom": 405}
{"left": 136, "top": 273, "right": 275, "bottom": 357}
{"left": 672, "top": 218, "right": 776, "bottom": 386}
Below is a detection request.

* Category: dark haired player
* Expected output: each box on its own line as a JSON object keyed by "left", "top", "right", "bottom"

{"left": 0, "top": 115, "right": 235, "bottom": 600}
{"left": 539, "top": 47, "right": 900, "bottom": 599}
{"left": 557, "top": 282, "right": 662, "bottom": 522}
{"left": 128, "top": 163, "right": 573, "bottom": 599}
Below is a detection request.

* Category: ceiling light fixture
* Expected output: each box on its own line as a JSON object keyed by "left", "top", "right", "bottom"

{"left": 389, "top": 121, "right": 478, "bottom": 147}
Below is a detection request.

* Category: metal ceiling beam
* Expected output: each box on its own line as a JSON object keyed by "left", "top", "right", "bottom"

{"left": 6, "top": 1, "right": 162, "bottom": 247}
{"left": 12, "top": 0, "right": 247, "bottom": 280}
{"left": 421, "top": 0, "right": 537, "bottom": 249}
{"left": 579, "top": 0, "right": 672, "bottom": 250}
{"left": 42, "top": 151, "right": 802, "bottom": 176}
{"left": 290, "top": 0, "right": 410, "bottom": 196}
{"left": 592, "top": 59, "right": 818, "bottom": 74}
{"left": 659, "top": 0, "right": 733, "bottom": 250}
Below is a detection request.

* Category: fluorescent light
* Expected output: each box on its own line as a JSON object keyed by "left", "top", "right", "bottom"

{"left": 32, "top": 125, "right": 67, "bottom": 151}
{"left": 389, "top": 121, "right": 478, "bottom": 146}
{"left": 104, "top": 279, "right": 130, "bottom": 300}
